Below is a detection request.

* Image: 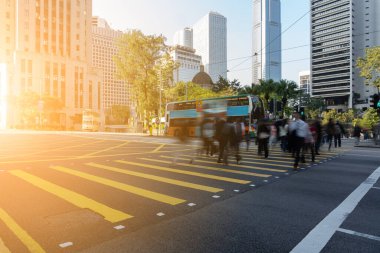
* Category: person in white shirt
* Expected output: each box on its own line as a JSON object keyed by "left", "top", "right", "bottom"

{"left": 289, "top": 112, "right": 308, "bottom": 170}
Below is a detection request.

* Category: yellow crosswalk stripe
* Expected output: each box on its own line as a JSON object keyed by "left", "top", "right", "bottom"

{"left": 86, "top": 162, "right": 223, "bottom": 193}
{"left": 9, "top": 170, "right": 132, "bottom": 223}
{"left": 51, "top": 166, "right": 185, "bottom": 205}
{"left": 179, "top": 154, "right": 292, "bottom": 168}
{"left": 241, "top": 150, "right": 332, "bottom": 157}
{"left": 160, "top": 156, "right": 287, "bottom": 173}
{"left": 153, "top": 144, "right": 166, "bottom": 153}
{"left": 141, "top": 157, "right": 271, "bottom": 178}
{"left": 240, "top": 152, "right": 322, "bottom": 162}
{"left": 0, "top": 208, "right": 44, "bottom": 253}
{"left": 116, "top": 160, "right": 253, "bottom": 184}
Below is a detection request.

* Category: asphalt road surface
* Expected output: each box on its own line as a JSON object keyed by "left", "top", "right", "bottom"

{"left": 0, "top": 131, "right": 378, "bottom": 253}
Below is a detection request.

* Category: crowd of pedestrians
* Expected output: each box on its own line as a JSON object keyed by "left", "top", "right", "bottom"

{"left": 177, "top": 112, "right": 348, "bottom": 170}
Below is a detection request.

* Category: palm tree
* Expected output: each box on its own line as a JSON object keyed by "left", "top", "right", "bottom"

{"left": 252, "top": 79, "right": 277, "bottom": 112}
{"left": 275, "top": 79, "right": 299, "bottom": 117}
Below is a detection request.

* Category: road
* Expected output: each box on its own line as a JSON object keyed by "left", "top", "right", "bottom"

{"left": 0, "top": 131, "right": 378, "bottom": 253}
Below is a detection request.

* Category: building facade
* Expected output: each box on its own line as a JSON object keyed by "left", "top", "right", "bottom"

{"left": 173, "top": 27, "right": 193, "bottom": 49}
{"left": 0, "top": 0, "right": 102, "bottom": 129}
{"left": 171, "top": 45, "right": 202, "bottom": 84}
{"left": 193, "top": 12, "right": 227, "bottom": 83}
{"left": 252, "top": 0, "right": 282, "bottom": 84}
{"left": 92, "top": 17, "right": 130, "bottom": 110}
{"left": 310, "top": 0, "right": 380, "bottom": 110}
{"left": 299, "top": 70, "right": 311, "bottom": 95}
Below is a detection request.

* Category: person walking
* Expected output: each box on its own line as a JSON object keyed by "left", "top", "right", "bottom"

{"left": 202, "top": 118, "right": 215, "bottom": 156}
{"left": 326, "top": 118, "right": 336, "bottom": 151}
{"left": 314, "top": 119, "right": 322, "bottom": 155}
{"left": 353, "top": 123, "right": 361, "bottom": 146}
{"left": 289, "top": 112, "right": 308, "bottom": 170}
{"left": 334, "top": 120, "right": 345, "bottom": 148}
{"left": 257, "top": 120, "right": 270, "bottom": 158}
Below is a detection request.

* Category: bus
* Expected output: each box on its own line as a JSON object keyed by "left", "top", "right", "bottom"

{"left": 82, "top": 109, "right": 100, "bottom": 131}
{"left": 165, "top": 95, "right": 264, "bottom": 137}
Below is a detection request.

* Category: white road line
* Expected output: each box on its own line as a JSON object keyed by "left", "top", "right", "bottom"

{"left": 290, "top": 166, "right": 380, "bottom": 253}
{"left": 337, "top": 228, "right": 380, "bottom": 242}
{"left": 373, "top": 187, "right": 380, "bottom": 190}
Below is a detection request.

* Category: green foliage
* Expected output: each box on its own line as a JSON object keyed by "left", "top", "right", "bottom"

{"left": 360, "top": 108, "right": 379, "bottom": 130}
{"left": 16, "top": 92, "right": 64, "bottom": 129}
{"left": 357, "top": 46, "right": 380, "bottom": 89}
{"left": 106, "top": 105, "right": 130, "bottom": 125}
{"left": 114, "top": 30, "right": 177, "bottom": 117}
{"left": 275, "top": 79, "right": 299, "bottom": 117}
{"left": 252, "top": 79, "right": 277, "bottom": 111}
{"left": 165, "top": 81, "right": 234, "bottom": 102}
{"left": 212, "top": 76, "right": 241, "bottom": 93}
{"left": 321, "top": 109, "right": 356, "bottom": 125}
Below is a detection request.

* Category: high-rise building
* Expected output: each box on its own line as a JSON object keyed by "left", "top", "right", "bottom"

{"left": 171, "top": 45, "right": 202, "bottom": 84}
{"left": 0, "top": 0, "right": 102, "bottom": 129}
{"left": 92, "top": 17, "right": 130, "bottom": 110}
{"left": 299, "top": 71, "right": 311, "bottom": 95}
{"left": 252, "top": 0, "right": 282, "bottom": 84}
{"left": 310, "top": 0, "right": 380, "bottom": 110}
{"left": 173, "top": 27, "right": 193, "bottom": 49}
{"left": 193, "top": 12, "right": 227, "bottom": 83}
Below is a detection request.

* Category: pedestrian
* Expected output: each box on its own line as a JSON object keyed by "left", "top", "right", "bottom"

{"left": 269, "top": 122, "right": 277, "bottom": 149}
{"left": 314, "top": 119, "right": 322, "bottom": 155}
{"left": 326, "top": 118, "right": 335, "bottom": 151}
{"left": 334, "top": 120, "right": 345, "bottom": 148}
{"left": 202, "top": 118, "right": 215, "bottom": 156}
{"left": 257, "top": 120, "right": 270, "bottom": 158}
{"left": 289, "top": 112, "right": 308, "bottom": 170}
{"left": 353, "top": 123, "right": 361, "bottom": 146}
{"left": 279, "top": 119, "right": 288, "bottom": 152}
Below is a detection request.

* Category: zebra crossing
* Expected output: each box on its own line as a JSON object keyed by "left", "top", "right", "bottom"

{"left": 0, "top": 145, "right": 349, "bottom": 253}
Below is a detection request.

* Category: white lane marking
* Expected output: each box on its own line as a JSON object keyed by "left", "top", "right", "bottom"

{"left": 373, "top": 187, "right": 380, "bottom": 190}
{"left": 337, "top": 228, "right": 380, "bottom": 242}
{"left": 290, "top": 166, "right": 380, "bottom": 253}
{"left": 263, "top": 180, "right": 268, "bottom": 183}
{"left": 233, "top": 189, "right": 240, "bottom": 193}
{"left": 275, "top": 176, "right": 280, "bottom": 179}
{"left": 59, "top": 242, "right": 73, "bottom": 248}
{"left": 156, "top": 212, "right": 165, "bottom": 217}
{"left": 212, "top": 195, "right": 220, "bottom": 199}
{"left": 187, "top": 203, "right": 196, "bottom": 207}
{"left": 113, "top": 225, "right": 125, "bottom": 230}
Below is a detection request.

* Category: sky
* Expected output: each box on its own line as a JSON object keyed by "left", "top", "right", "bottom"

{"left": 93, "top": 0, "right": 310, "bottom": 86}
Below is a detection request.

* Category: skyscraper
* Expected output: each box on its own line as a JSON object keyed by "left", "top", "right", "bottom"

{"left": 0, "top": 0, "right": 102, "bottom": 129}
{"left": 310, "top": 0, "right": 380, "bottom": 110}
{"left": 171, "top": 45, "right": 202, "bottom": 84}
{"left": 252, "top": 0, "right": 282, "bottom": 84}
{"left": 173, "top": 27, "right": 193, "bottom": 49}
{"left": 92, "top": 17, "right": 130, "bottom": 110}
{"left": 193, "top": 12, "right": 227, "bottom": 83}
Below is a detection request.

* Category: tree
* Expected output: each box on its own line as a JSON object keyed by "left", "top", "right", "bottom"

{"left": 357, "top": 46, "right": 380, "bottom": 90}
{"left": 361, "top": 108, "right": 379, "bottom": 130}
{"left": 275, "top": 79, "right": 298, "bottom": 117}
{"left": 106, "top": 105, "right": 130, "bottom": 125}
{"left": 114, "top": 30, "right": 177, "bottom": 118}
{"left": 212, "top": 76, "right": 241, "bottom": 93}
{"left": 252, "top": 79, "right": 277, "bottom": 112}
{"left": 165, "top": 81, "right": 233, "bottom": 102}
